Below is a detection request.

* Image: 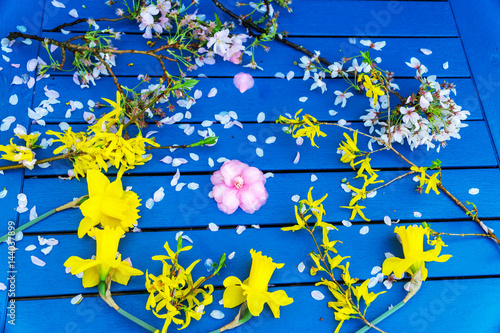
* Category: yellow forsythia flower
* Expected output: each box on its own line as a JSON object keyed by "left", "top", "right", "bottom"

{"left": 382, "top": 225, "right": 451, "bottom": 280}
{"left": 223, "top": 249, "right": 293, "bottom": 318}
{"left": 64, "top": 226, "right": 143, "bottom": 287}
{"left": 77, "top": 169, "right": 141, "bottom": 238}
{"left": 0, "top": 139, "right": 36, "bottom": 169}
{"left": 361, "top": 75, "right": 385, "bottom": 105}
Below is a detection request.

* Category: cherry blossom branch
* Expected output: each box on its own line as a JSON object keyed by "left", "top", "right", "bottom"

{"left": 366, "top": 170, "right": 416, "bottom": 195}
{"left": 94, "top": 51, "right": 124, "bottom": 96}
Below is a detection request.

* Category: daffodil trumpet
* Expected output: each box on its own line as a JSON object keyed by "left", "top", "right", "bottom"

{"left": 0, "top": 195, "right": 88, "bottom": 243}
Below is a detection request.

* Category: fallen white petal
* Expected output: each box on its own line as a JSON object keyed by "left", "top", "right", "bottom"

{"left": 383, "top": 216, "right": 391, "bottom": 226}
{"left": 291, "top": 195, "right": 300, "bottom": 202}
{"left": 236, "top": 225, "right": 246, "bottom": 235}
{"left": 443, "top": 62, "right": 449, "bottom": 69}
{"left": 265, "top": 136, "right": 276, "bottom": 144}
{"left": 420, "top": 48, "right": 432, "bottom": 55}
{"left": 208, "top": 223, "right": 219, "bottom": 232}
{"left": 311, "top": 290, "right": 325, "bottom": 301}
{"left": 210, "top": 310, "right": 225, "bottom": 319}
{"left": 298, "top": 262, "right": 305, "bottom": 273}
{"left": 208, "top": 158, "right": 214, "bottom": 168}
{"left": 257, "top": 112, "right": 265, "bottom": 123}
{"left": 468, "top": 188, "right": 479, "bottom": 195}
{"left": 153, "top": 187, "right": 165, "bottom": 202}
{"left": 71, "top": 294, "right": 83, "bottom": 305}
{"left": 413, "top": 211, "right": 422, "bottom": 218}
{"left": 145, "top": 198, "right": 154, "bottom": 209}
{"left": 228, "top": 252, "right": 235, "bottom": 260}
{"left": 0, "top": 189, "right": 7, "bottom": 199}
{"left": 188, "top": 182, "right": 199, "bottom": 190}
{"left": 207, "top": 88, "right": 217, "bottom": 98}
{"left": 175, "top": 183, "right": 186, "bottom": 191}
{"left": 371, "top": 266, "right": 382, "bottom": 275}
{"left": 25, "top": 245, "right": 36, "bottom": 251}
{"left": 342, "top": 220, "right": 352, "bottom": 227}
{"left": 247, "top": 135, "right": 257, "bottom": 142}
{"left": 311, "top": 174, "right": 318, "bottom": 182}
{"left": 256, "top": 148, "right": 264, "bottom": 157}
{"left": 31, "top": 256, "right": 46, "bottom": 267}
{"left": 360, "top": 226, "right": 369, "bottom": 235}
{"left": 299, "top": 96, "right": 308, "bottom": 102}
{"left": 29, "top": 206, "right": 38, "bottom": 221}
{"left": 52, "top": 0, "right": 66, "bottom": 8}
{"left": 189, "top": 153, "right": 199, "bottom": 161}
{"left": 41, "top": 245, "right": 53, "bottom": 255}
{"left": 286, "top": 71, "right": 294, "bottom": 81}
{"left": 9, "top": 94, "right": 18, "bottom": 105}
{"left": 68, "top": 9, "right": 78, "bottom": 18}
{"left": 293, "top": 152, "right": 300, "bottom": 164}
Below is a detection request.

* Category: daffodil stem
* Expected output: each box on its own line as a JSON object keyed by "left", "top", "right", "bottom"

{"left": 117, "top": 308, "right": 158, "bottom": 333}
{"left": 355, "top": 301, "right": 406, "bottom": 333}
{"left": 0, "top": 195, "right": 88, "bottom": 243}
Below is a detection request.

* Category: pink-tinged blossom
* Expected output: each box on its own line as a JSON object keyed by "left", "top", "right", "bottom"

{"left": 207, "top": 29, "right": 232, "bottom": 57}
{"left": 233, "top": 72, "right": 254, "bottom": 93}
{"left": 360, "top": 39, "right": 386, "bottom": 51}
{"left": 334, "top": 91, "right": 353, "bottom": 108}
{"left": 211, "top": 160, "right": 268, "bottom": 214}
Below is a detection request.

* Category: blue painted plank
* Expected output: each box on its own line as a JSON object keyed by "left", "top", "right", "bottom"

{"left": 34, "top": 77, "right": 484, "bottom": 123}
{"left": 40, "top": 0, "right": 458, "bottom": 37}
{"left": 12, "top": 221, "right": 500, "bottom": 298}
{"left": 38, "top": 33, "right": 470, "bottom": 78}
{"left": 8, "top": 278, "right": 500, "bottom": 332}
{"left": 0, "top": 1, "right": 44, "bottom": 330}
{"left": 18, "top": 120, "right": 497, "bottom": 178}
{"left": 449, "top": 0, "right": 500, "bottom": 160}
{"left": 19, "top": 169, "right": 500, "bottom": 231}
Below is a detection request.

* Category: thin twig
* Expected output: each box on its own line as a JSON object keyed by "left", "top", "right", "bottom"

{"left": 94, "top": 52, "right": 123, "bottom": 96}
{"left": 49, "top": 17, "right": 129, "bottom": 32}
{"left": 366, "top": 170, "right": 416, "bottom": 195}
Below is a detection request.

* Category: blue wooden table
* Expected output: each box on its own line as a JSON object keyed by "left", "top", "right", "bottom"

{"left": 1, "top": 0, "right": 500, "bottom": 332}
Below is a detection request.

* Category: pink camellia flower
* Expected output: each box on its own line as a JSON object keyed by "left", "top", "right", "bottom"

{"left": 211, "top": 160, "right": 268, "bottom": 214}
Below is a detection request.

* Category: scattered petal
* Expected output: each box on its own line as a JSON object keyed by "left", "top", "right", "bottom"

{"left": 29, "top": 206, "right": 38, "bottom": 221}
{"left": 291, "top": 195, "right": 300, "bottom": 202}
{"left": 145, "top": 198, "right": 154, "bottom": 209}
{"left": 51, "top": 0, "right": 65, "bottom": 8}
{"left": 236, "top": 225, "right": 246, "bottom": 235}
{"left": 31, "top": 256, "right": 46, "bottom": 267}
{"left": 228, "top": 252, "right": 235, "bottom": 260}
{"left": 208, "top": 157, "right": 214, "bottom": 168}
{"left": 413, "top": 211, "right": 422, "bottom": 218}
{"left": 265, "top": 136, "right": 276, "bottom": 144}
{"left": 25, "top": 245, "right": 36, "bottom": 251}
{"left": 420, "top": 48, "right": 432, "bottom": 55}
{"left": 9, "top": 94, "right": 18, "bottom": 105}
{"left": 329, "top": 110, "right": 338, "bottom": 116}
{"left": 208, "top": 223, "right": 219, "bottom": 232}
{"left": 298, "top": 262, "right": 305, "bottom": 273}
{"left": 41, "top": 245, "right": 53, "bottom": 255}
{"left": 257, "top": 112, "right": 265, "bottom": 123}
{"left": 299, "top": 96, "right": 308, "bottom": 102}
{"left": 256, "top": 148, "right": 264, "bottom": 157}
{"left": 207, "top": 88, "right": 217, "bottom": 98}
{"left": 247, "top": 135, "right": 257, "bottom": 142}
{"left": 360, "top": 226, "right": 369, "bottom": 235}
{"left": 71, "top": 294, "right": 83, "bottom": 305}
{"left": 188, "top": 182, "right": 199, "bottom": 190}
{"left": 311, "top": 290, "right": 325, "bottom": 301}
{"left": 275, "top": 72, "right": 285, "bottom": 79}
{"left": 286, "top": 71, "right": 294, "bottom": 80}
{"left": 468, "top": 188, "right": 479, "bottom": 195}
{"left": 383, "top": 216, "right": 392, "bottom": 226}
{"left": 0, "top": 189, "right": 6, "bottom": 199}
{"left": 310, "top": 174, "right": 318, "bottom": 182}
{"left": 443, "top": 62, "right": 449, "bottom": 69}
{"left": 189, "top": 153, "right": 199, "bottom": 161}
{"left": 233, "top": 72, "right": 254, "bottom": 93}
{"left": 371, "top": 266, "right": 382, "bottom": 275}
{"left": 210, "top": 310, "right": 225, "bottom": 320}
{"left": 175, "top": 183, "right": 186, "bottom": 191}
{"left": 293, "top": 152, "right": 300, "bottom": 164}
{"left": 342, "top": 220, "right": 352, "bottom": 227}
{"left": 68, "top": 9, "right": 78, "bottom": 18}
{"left": 153, "top": 187, "right": 165, "bottom": 202}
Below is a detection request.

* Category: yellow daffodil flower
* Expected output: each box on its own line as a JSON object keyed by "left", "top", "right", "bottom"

{"left": 64, "top": 226, "right": 143, "bottom": 287}
{"left": 223, "top": 249, "right": 293, "bottom": 318}
{"left": 361, "top": 75, "right": 385, "bottom": 105}
{"left": 382, "top": 225, "right": 452, "bottom": 280}
{"left": 77, "top": 169, "right": 141, "bottom": 237}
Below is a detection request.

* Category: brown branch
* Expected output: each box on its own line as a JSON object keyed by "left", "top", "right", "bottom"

{"left": 211, "top": 0, "right": 332, "bottom": 65}
{"left": 49, "top": 17, "right": 128, "bottom": 32}
{"left": 94, "top": 52, "right": 123, "bottom": 96}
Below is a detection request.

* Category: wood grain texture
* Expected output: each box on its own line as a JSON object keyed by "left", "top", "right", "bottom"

{"left": 450, "top": 0, "right": 500, "bottom": 161}
{"left": 12, "top": 222, "right": 500, "bottom": 298}
{"left": 41, "top": 0, "right": 458, "bottom": 37}
{"left": 19, "top": 169, "right": 500, "bottom": 231}
{"left": 8, "top": 278, "right": 500, "bottom": 333}
{"left": 0, "top": 1, "right": 44, "bottom": 330}
{"left": 34, "top": 77, "right": 483, "bottom": 123}
{"left": 38, "top": 33, "right": 469, "bottom": 78}
{"left": 18, "top": 120, "right": 497, "bottom": 178}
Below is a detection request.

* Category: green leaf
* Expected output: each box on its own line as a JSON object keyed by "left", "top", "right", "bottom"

{"left": 430, "top": 159, "right": 442, "bottom": 169}
{"left": 213, "top": 253, "right": 226, "bottom": 276}
{"left": 182, "top": 79, "right": 199, "bottom": 88}
{"left": 214, "top": 13, "right": 222, "bottom": 29}
{"left": 176, "top": 235, "right": 183, "bottom": 253}
{"left": 188, "top": 136, "right": 218, "bottom": 147}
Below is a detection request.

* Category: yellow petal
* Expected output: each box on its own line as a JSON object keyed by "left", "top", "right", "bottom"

{"left": 222, "top": 285, "right": 246, "bottom": 309}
